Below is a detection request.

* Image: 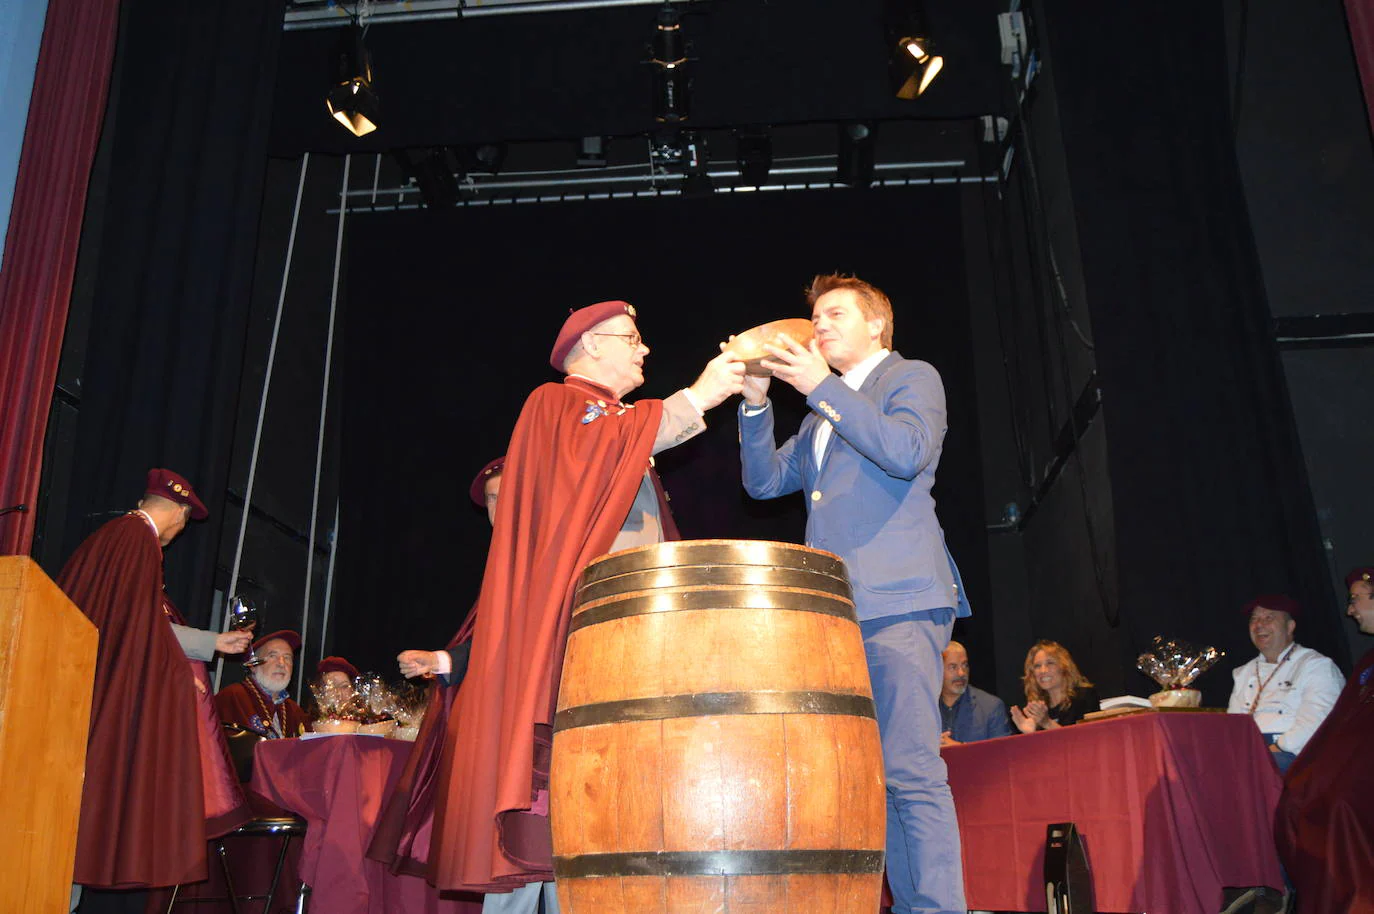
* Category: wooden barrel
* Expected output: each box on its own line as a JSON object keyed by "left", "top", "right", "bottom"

{"left": 551, "top": 539, "right": 886, "bottom": 914}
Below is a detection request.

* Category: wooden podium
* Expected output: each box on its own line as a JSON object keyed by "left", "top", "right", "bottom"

{"left": 0, "top": 556, "right": 97, "bottom": 912}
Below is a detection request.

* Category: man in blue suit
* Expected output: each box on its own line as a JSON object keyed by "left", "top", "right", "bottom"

{"left": 939, "top": 640, "right": 1012, "bottom": 746}
{"left": 739, "top": 273, "right": 970, "bottom": 914}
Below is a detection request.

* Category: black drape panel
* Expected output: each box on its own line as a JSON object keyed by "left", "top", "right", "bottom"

{"left": 336, "top": 186, "right": 989, "bottom": 674}
{"left": 47, "top": 0, "right": 285, "bottom": 623}
{"left": 1042, "top": 2, "right": 1346, "bottom": 699}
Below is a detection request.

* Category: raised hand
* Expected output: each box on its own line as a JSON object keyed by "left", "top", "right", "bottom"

{"left": 688, "top": 348, "right": 747, "bottom": 410}
{"left": 759, "top": 333, "right": 832, "bottom": 397}
{"left": 397, "top": 649, "right": 440, "bottom": 679}
{"left": 216, "top": 629, "right": 253, "bottom": 655}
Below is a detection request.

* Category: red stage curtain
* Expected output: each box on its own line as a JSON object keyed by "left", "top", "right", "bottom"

{"left": 1351, "top": 0, "right": 1374, "bottom": 137}
{"left": 0, "top": 0, "right": 121, "bottom": 555}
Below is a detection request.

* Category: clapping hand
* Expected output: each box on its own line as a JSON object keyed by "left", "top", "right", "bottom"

{"left": 1010, "top": 700, "right": 1051, "bottom": 734}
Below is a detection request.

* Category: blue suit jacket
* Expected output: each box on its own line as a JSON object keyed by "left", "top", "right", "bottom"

{"left": 944, "top": 685, "right": 1013, "bottom": 743}
{"left": 740, "top": 351, "right": 970, "bottom": 623}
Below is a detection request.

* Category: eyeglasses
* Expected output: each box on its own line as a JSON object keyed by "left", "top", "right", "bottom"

{"left": 590, "top": 332, "right": 642, "bottom": 348}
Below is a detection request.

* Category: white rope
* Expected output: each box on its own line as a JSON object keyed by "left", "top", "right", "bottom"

{"left": 297, "top": 153, "right": 350, "bottom": 696}
{"left": 317, "top": 499, "right": 341, "bottom": 668}
{"left": 215, "top": 153, "right": 310, "bottom": 692}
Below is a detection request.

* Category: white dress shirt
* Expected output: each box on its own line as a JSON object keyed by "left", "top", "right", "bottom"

{"left": 811, "top": 347, "right": 890, "bottom": 469}
{"left": 1226, "top": 643, "right": 1345, "bottom": 753}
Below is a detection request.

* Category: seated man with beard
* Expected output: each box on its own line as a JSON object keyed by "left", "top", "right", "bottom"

{"left": 215, "top": 630, "right": 310, "bottom": 739}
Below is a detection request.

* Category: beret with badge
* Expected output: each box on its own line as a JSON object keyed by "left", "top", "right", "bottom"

{"left": 469, "top": 456, "right": 507, "bottom": 508}
{"left": 1345, "top": 567, "right": 1374, "bottom": 589}
{"left": 145, "top": 468, "right": 208, "bottom": 520}
{"left": 548, "top": 300, "right": 638, "bottom": 372}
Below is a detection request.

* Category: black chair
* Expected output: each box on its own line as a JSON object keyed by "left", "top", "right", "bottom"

{"left": 166, "top": 726, "right": 310, "bottom": 913}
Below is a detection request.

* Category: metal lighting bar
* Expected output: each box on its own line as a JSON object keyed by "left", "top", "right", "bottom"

{"left": 329, "top": 157, "right": 973, "bottom": 211}
{"left": 327, "top": 173, "right": 997, "bottom": 213}
{"left": 285, "top": 0, "right": 688, "bottom": 31}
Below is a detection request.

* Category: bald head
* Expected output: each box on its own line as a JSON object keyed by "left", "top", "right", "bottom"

{"left": 941, "top": 641, "right": 970, "bottom": 706}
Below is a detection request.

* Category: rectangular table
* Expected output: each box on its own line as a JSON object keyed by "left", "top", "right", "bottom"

{"left": 945, "top": 712, "right": 1284, "bottom": 914}
{"left": 252, "top": 735, "right": 482, "bottom": 914}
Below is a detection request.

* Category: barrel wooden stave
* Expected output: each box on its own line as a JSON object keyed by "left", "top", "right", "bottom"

{"left": 552, "top": 540, "right": 884, "bottom": 914}
{"left": 560, "top": 874, "right": 882, "bottom": 914}
{"left": 557, "top": 603, "right": 870, "bottom": 711}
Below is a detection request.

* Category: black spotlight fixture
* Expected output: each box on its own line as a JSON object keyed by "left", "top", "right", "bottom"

{"left": 650, "top": 4, "right": 690, "bottom": 124}
{"left": 837, "top": 122, "right": 876, "bottom": 188}
{"left": 884, "top": 0, "right": 944, "bottom": 99}
{"left": 327, "top": 21, "right": 379, "bottom": 136}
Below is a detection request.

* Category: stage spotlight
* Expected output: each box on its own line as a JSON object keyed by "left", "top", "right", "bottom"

{"left": 650, "top": 4, "right": 690, "bottom": 123}
{"left": 735, "top": 129, "right": 772, "bottom": 187}
{"left": 837, "top": 122, "right": 875, "bottom": 188}
{"left": 393, "top": 147, "right": 458, "bottom": 208}
{"left": 884, "top": 0, "right": 944, "bottom": 99}
{"left": 327, "top": 22, "right": 379, "bottom": 136}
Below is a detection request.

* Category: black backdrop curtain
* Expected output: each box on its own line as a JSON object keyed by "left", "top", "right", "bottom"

{"left": 39, "top": 0, "right": 285, "bottom": 623}
{"left": 336, "top": 185, "right": 990, "bottom": 673}
{"left": 1041, "top": 2, "right": 1347, "bottom": 697}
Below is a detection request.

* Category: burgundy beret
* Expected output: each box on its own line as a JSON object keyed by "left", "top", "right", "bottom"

{"left": 145, "top": 468, "right": 208, "bottom": 520}
{"left": 1346, "top": 568, "right": 1374, "bottom": 589}
{"left": 548, "top": 300, "right": 638, "bottom": 371}
{"left": 252, "top": 629, "right": 301, "bottom": 653}
{"left": 469, "top": 456, "right": 506, "bottom": 508}
{"left": 317, "top": 656, "right": 359, "bottom": 679}
{"left": 1243, "top": 594, "right": 1302, "bottom": 620}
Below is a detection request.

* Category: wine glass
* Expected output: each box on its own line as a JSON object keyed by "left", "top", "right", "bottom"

{"left": 228, "top": 595, "right": 263, "bottom": 667}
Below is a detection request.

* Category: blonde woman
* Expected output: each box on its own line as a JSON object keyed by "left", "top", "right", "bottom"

{"left": 1010, "top": 640, "right": 1098, "bottom": 732}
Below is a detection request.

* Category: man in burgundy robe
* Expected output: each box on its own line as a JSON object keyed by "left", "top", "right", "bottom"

{"left": 369, "top": 458, "right": 502, "bottom": 883}
{"left": 428, "top": 300, "right": 745, "bottom": 906}
{"left": 1275, "top": 567, "right": 1374, "bottom": 912}
{"left": 215, "top": 629, "right": 310, "bottom": 739}
{"left": 58, "top": 469, "right": 253, "bottom": 901}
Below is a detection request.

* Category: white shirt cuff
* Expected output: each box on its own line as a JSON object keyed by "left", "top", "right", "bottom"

{"left": 741, "top": 401, "right": 770, "bottom": 417}
{"left": 680, "top": 387, "right": 706, "bottom": 417}
{"left": 433, "top": 650, "right": 452, "bottom": 675}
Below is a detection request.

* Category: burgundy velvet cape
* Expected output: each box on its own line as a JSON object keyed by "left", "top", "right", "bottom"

{"left": 58, "top": 513, "right": 248, "bottom": 888}
{"left": 367, "top": 606, "right": 478, "bottom": 876}
{"left": 1275, "top": 647, "right": 1374, "bottom": 912}
{"left": 215, "top": 676, "right": 310, "bottom": 739}
{"left": 429, "top": 377, "right": 667, "bottom": 892}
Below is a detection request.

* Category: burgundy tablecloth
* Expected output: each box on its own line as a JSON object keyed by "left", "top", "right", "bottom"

{"left": 946, "top": 712, "right": 1284, "bottom": 914}
{"left": 251, "top": 736, "right": 481, "bottom": 914}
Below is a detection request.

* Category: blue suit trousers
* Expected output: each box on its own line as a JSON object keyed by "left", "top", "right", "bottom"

{"left": 861, "top": 608, "right": 965, "bottom": 914}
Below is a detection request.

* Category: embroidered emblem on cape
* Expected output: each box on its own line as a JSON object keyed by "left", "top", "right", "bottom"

{"left": 580, "top": 398, "right": 629, "bottom": 424}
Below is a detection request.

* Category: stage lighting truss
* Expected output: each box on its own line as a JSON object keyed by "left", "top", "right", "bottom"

{"left": 333, "top": 123, "right": 991, "bottom": 213}
{"left": 327, "top": 21, "right": 379, "bottom": 136}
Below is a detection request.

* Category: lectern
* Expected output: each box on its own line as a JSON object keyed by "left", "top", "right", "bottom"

{"left": 0, "top": 556, "right": 97, "bottom": 912}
